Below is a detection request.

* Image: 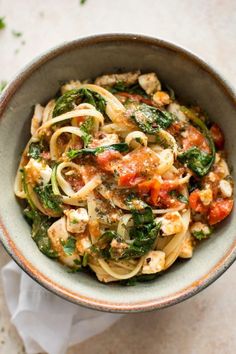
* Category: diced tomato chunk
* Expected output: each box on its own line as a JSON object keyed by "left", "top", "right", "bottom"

{"left": 96, "top": 150, "right": 122, "bottom": 172}
{"left": 189, "top": 189, "right": 208, "bottom": 214}
{"left": 182, "top": 125, "right": 210, "bottom": 153}
{"left": 208, "top": 198, "right": 233, "bottom": 225}
{"left": 119, "top": 173, "right": 145, "bottom": 187}
{"left": 210, "top": 123, "right": 224, "bottom": 149}
{"left": 138, "top": 179, "right": 161, "bottom": 204}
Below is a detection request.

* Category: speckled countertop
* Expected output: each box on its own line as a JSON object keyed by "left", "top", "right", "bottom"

{"left": 0, "top": 0, "right": 236, "bottom": 353}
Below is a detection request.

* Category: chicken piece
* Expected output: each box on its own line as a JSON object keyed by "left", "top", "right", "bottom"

{"left": 161, "top": 212, "right": 183, "bottom": 236}
{"left": 88, "top": 133, "right": 120, "bottom": 148}
{"left": 76, "top": 235, "right": 92, "bottom": 255}
{"left": 167, "top": 102, "right": 187, "bottom": 122}
{"left": 153, "top": 91, "right": 171, "bottom": 106}
{"left": 190, "top": 222, "right": 211, "bottom": 240}
{"left": 25, "top": 158, "right": 52, "bottom": 186}
{"left": 179, "top": 234, "right": 193, "bottom": 258}
{"left": 138, "top": 73, "right": 161, "bottom": 95}
{"left": 31, "top": 104, "right": 44, "bottom": 135}
{"left": 142, "top": 250, "right": 165, "bottom": 274}
{"left": 199, "top": 188, "right": 213, "bottom": 206}
{"left": 61, "top": 80, "right": 82, "bottom": 94}
{"left": 64, "top": 208, "right": 89, "bottom": 234}
{"left": 94, "top": 71, "right": 140, "bottom": 87}
{"left": 47, "top": 217, "right": 80, "bottom": 267}
{"left": 219, "top": 179, "right": 233, "bottom": 198}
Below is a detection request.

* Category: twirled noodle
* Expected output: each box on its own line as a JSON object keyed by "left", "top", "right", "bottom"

{"left": 97, "top": 257, "right": 144, "bottom": 280}
{"left": 117, "top": 214, "right": 133, "bottom": 239}
{"left": 42, "top": 99, "right": 55, "bottom": 123}
{"left": 56, "top": 162, "right": 81, "bottom": 196}
{"left": 125, "top": 131, "right": 148, "bottom": 148}
{"left": 62, "top": 175, "right": 102, "bottom": 206}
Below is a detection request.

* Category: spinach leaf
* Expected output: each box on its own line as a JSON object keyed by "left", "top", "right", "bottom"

{"left": 120, "top": 272, "right": 161, "bottom": 286}
{"left": 178, "top": 147, "right": 213, "bottom": 177}
{"left": 28, "top": 142, "right": 41, "bottom": 160}
{"left": 131, "top": 103, "right": 175, "bottom": 134}
{"left": 24, "top": 208, "right": 58, "bottom": 258}
{"left": 169, "top": 190, "right": 188, "bottom": 204}
{"left": 80, "top": 117, "right": 94, "bottom": 147}
{"left": 126, "top": 194, "right": 154, "bottom": 226}
{"left": 110, "top": 222, "right": 161, "bottom": 260}
{"left": 34, "top": 184, "right": 62, "bottom": 213}
{"left": 61, "top": 237, "right": 76, "bottom": 255}
{"left": 192, "top": 228, "right": 212, "bottom": 240}
{"left": 188, "top": 176, "right": 202, "bottom": 193}
{"left": 0, "top": 17, "right": 6, "bottom": 30}
{"left": 53, "top": 88, "right": 106, "bottom": 117}
{"left": 67, "top": 143, "right": 129, "bottom": 160}
{"left": 109, "top": 81, "right": 147, "bottom": 97}
{"left": 0, "top": 80, "right": 7, "bottom": 93}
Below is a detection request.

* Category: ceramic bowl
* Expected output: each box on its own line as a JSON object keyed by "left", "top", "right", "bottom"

{"left": 0, "top": 34, "right": 235, "bottom": 312}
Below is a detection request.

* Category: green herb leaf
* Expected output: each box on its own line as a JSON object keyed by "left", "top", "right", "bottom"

{"left": 62, "top": 237, "right": 76, "bottom": 255}
{"left": 24, "top": 208, "right": 58, "bottom": 258}
{"left": 80, "top": 117, "right": 94, "bottom": 147}
{"left": 80, "top": 0, "right": 87, "bottom": 4}
{"left": 192, "top": 229, "right": 212, "bottom": 240}
{"left": 0, "top": 17, "right": 6, "bottom": 30}
{"left": 34, "top": 184, "right": 62, "bottom": 213}
{"left": 109, "top": 81, "right": 147, "bottom": 96}
{"left": 53, "top": 88, "right": 106, "bottom": 117}
{"left": 12, "top": 30, "right": 22, "bottom": 37}
{"left": 28, "top": 142, "right": 41, "bottom": 160}
{"left": 178, "top": 147, "right": 213, "bottom": 177}
{"left": 126, "top": 194, "right": 154, "bottom": 226}
{"left": 169, "top": 190, "right": 188, "bottom": 204}
{"left": 67, "top": 143, "right": 129, "bottom": 159}
{"left": 131, "top": 103, "right": 175, "bottom": 134}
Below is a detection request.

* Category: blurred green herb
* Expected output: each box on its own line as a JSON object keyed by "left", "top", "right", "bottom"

{"left": 0, "top": 81, "right": 7, "bottom": 93}
{"left": 12, "top": 30, "right": 22, "bottom": 37}
{"left": 0, "top": 17, "right": 6, "bottom": 30}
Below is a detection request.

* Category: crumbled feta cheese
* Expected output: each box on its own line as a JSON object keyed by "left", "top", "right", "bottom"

{"left": 65, "top": 208, "right": 89, "bottom": 233}
{"left": 161, "top": 212, "right": 183, "bottom": 236}
{"left": 138, "top": 73, "right": 161, "bottom": 95}
{"left": 219, "top": 179, "right": 233, "bottom": 198}
{"left": 142, "top": 250, "right": 165, "bottom": 274}
{"left": 179, "top": 235, "right": 193, "bottom": 258}
{"left": 25, "top": 158, "right": 52, "bottom": 186}
{"left": 76, "top": 236, "right": 91, "bottom": 255}
{"left": 167, "top": 103, "right": 187, "bottom": 122}
{"left": 190, "top": 222, "right": 211, "bottom": 240}
{"left": 199, "top": 188, "right": 213, "bottom": 206}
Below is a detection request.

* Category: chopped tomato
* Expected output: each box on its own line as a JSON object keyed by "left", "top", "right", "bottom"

{"left": 189, "top": 189, "right": 208, "bottom": 213}
{"left": 182, "top": 125, "right": 210, "bottom": 153}
{"left": 118, "top": 172, "right": 145, "bottom": 187}
{"left": 210, "top": 123, "right": 224, "bottom": 149}
{"left": 116, "top": 92, "right": 156, "bottom": 107}
{"left": 168, "top": 121, "right": 183, "bottom": 136}
{"left": 157, "top": 188, "right": 183, "bottom": 208}
{"left": 208, "top": 198, "right": 233, "bottom": 225}
{"left": 96, "top": 150, "right": 122, "bottom": 172}
{"left": 76, "top": 116, "right": 86, "bottom": 124}
{"left": 138, "top": 179, "right": 161, "bottom": 204}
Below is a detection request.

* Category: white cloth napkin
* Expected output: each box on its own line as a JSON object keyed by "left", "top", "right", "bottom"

{"left": 1, "top": 261, "right": 123, "bottom": 354}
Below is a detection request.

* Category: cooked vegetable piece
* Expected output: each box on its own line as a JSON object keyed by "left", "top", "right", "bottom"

{"left": 24, "top": 208, "right": 58, "bottom": 258}
{"left": 131, "top": 103, "right": 175, "bottom": 134}
{"left": 67, "top": 143, "right": 129, "bottom": 159}
{"left": 34, "top": 184, "right": 62, "bottom": 213}
{"left": 178, "top": 147, "right": 213, "bottom": 177}
{"left": 53, "top": 88, "right": 106, "bottom": 117}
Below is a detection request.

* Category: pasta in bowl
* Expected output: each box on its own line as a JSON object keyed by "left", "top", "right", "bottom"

{"left": 14, "top": 70, "right": 234, "bottom": 284}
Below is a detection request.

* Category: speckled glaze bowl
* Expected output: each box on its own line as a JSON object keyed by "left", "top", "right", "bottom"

{"left": 0, "top": 34, "right": 235, "bottom": 312}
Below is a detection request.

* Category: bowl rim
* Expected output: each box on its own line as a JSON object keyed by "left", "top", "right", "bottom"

{"left": 0, "top": 33, "right": 236, "bottom": 313}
